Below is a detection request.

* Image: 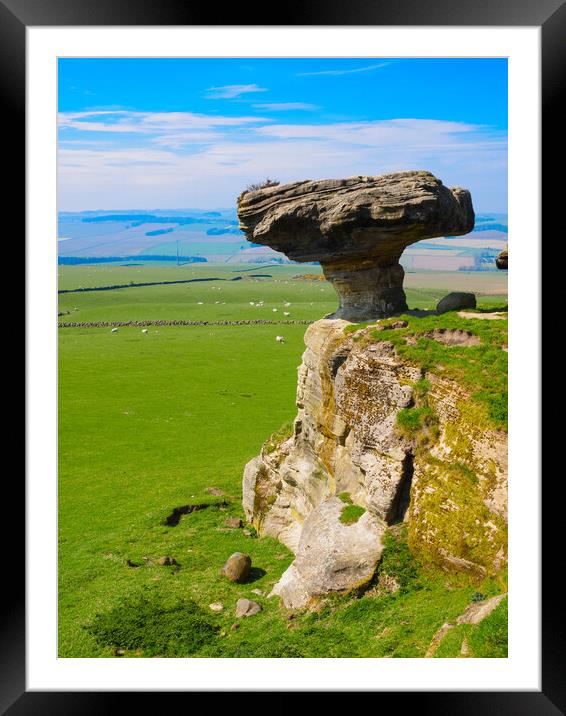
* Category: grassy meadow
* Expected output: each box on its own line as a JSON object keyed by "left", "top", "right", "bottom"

{"left": 58, "top": 262, "right": 508, "bottom": 658}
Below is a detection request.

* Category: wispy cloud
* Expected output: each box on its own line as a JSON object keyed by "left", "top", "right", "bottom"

{"left": 58, "top": 110, "right": 268, "bottom": 133}
{"left": 252, "top": 102, "right": 318, "bottom": 111}
{"left": 296, "top": 62, "right": 389, "bottom": 77}
{"left": 58, "top": 110, "right": 270, "bottom": 148}
{"left": 204, "top": 84, "right": 267, "bottom": 99}
{"left": 58, "top": 114, "right": 506, "bottom": 211}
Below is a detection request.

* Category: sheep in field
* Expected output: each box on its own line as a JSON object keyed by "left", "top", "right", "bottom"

{"left": 276, "top": 336, "right": 285, "bottom": 343}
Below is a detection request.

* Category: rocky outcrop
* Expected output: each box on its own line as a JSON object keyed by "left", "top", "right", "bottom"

{"left": 243, "top": 319, "right": 507, "bottom": 608}
{"left": 237, "top": 171, "right": 474, "bottom": 321}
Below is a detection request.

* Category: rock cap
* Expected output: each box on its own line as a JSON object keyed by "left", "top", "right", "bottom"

{"left": 238, "top": 170, "right": 474, "bottom": 320}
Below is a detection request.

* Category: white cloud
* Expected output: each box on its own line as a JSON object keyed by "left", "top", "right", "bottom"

{"left": 204, "top": 84, "right": 267, "bottom": 99}
{"left": 58, "top": 116, "right": 507, "bottom": 211}
{"left": 252, "top": 102, "right": 318, "bottom": 111}
{"left": 296, "top": 62, "right": 390, "bottom": 77}
{"left": 58, "top": 110, "right": 269, "bottom": 135}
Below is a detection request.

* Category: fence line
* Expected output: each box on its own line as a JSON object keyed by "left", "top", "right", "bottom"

{"left": 58, "top": 319, "right": 314, "bottom": 328}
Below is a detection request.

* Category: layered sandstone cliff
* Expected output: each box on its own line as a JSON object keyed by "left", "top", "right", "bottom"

{"left": 243, "top": 320, "right": 507, "bottom": 608}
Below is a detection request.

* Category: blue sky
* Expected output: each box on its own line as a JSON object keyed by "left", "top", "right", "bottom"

{"left": 58, "top": 58, "right": 507, "bottom": 212}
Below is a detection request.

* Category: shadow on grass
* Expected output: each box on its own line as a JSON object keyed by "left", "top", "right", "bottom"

{"left": 164, "top": 501, "right": 229, "bottom": 527}
{"left": 246, "top": 567, "right": 267, "bottom": 583}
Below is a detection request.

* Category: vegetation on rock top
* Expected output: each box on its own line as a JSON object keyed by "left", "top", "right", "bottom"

{"left": 345, "top": 307, "right": 508, "bottom": 430}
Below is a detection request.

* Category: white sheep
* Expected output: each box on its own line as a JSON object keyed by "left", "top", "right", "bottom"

{"left": 283, "top": 311, "right": 290, "bottom": 316}
{"left": 141, "top": 329, "right": 148, "bottom": 334}
{"left": 272, "top": 308, "right": 278, "bottom": 312}
{"left": 276, "top": 336, "right": 285, "bottom": 343}
{"left": 111, "top": 328, "right": 118, "bottom": 333}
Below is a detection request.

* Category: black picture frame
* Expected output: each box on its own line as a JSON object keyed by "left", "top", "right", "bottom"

{"left": 10, "top": 0, "right": 555, "bottom": 710}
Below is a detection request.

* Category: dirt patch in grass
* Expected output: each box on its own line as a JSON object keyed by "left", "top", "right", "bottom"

{"left": 164, "top": 501, "right": 228, "bottom": 527}
{"left": 410, "top": 329, "right": 481, "bottom": 347}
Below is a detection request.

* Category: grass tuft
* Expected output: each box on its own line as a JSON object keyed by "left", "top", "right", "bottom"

{"left": 86, "top": 593, "right": 219, "bottom": 657}
{"left": 264, "top": 420, "right": 294, "bottom": 454}
{"left": 377, "top": 528, "right": 421, "bottom": 594}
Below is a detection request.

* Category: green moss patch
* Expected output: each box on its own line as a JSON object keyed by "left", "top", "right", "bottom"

{"left": 396, "top": 379, "right": 439, "bottom": 449}
{"left": 339, "top": 504, "right": 366, "bottom": 525}
{"left": 408, "top": 452, "right": 507, "bottom": 574}
{"left": 396, "top": 404, "right": 435, "bottom": 435}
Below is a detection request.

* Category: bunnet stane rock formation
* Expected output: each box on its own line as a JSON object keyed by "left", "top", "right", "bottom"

{"left": 237, "top": 170, "right": 474, "bottom": 321}
{"left": 243, "top": 321, "right": 508, "bottom": 609}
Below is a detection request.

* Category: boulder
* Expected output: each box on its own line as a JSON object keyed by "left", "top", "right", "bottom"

{"left": 205, "top": 487, "right": 225, "bottom": 496}
{"left": 235, "top": 598, "right": 262, "bottom": 617}
{"left": 224, "top": 517, "right": 243, "bottom": 529}
{"left": 496, "top": 246, "right": 508, "bottom": 270}
{"left": 436, "top": 292, "right": 477, "bottom": 314}
{"left": 238, "top": 171, "right": 474, "bottom": 321}
{"left": 269, "top": 497, "right": 385, "bottom": 609}
{"left": 220, "top": 552, "right": 251, "bottom": 583}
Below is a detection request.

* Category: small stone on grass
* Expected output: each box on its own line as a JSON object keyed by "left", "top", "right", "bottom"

{"left": 157, "top": 556, "right": 178, "bottom": 566}
{"left": 224, "top": 517, "right": 243, "bottom": 529}
{"left": 235, "top": 598, "right": 262, "bottom": 617}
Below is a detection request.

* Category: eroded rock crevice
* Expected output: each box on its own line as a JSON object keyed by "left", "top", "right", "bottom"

{"left": 387, "top": 451, "right": 414, "bottom": 526}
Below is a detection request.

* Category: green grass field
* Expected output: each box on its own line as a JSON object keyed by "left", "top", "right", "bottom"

{"left": 58, "top": 263, "right": 508, "bottom": 658}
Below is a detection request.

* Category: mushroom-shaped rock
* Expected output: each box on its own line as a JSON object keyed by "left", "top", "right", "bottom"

{"left": 238, "top": 171, "right": 474, "bottom": 321}
{"left": 496, "top": 246, "right": 508, "bottom": 270}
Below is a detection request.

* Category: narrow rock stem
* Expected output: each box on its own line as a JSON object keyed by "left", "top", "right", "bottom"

{"left": 322, "top": 261, "right": 408, "bottom": 321}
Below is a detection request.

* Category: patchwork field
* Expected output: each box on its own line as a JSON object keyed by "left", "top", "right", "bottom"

{"left": 58, "top": 263, "right": 508, "bottom": 658}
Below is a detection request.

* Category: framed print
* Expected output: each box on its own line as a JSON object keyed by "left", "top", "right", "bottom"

{"left": 12, "top": 0, "right": 556, "bottom": 709}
